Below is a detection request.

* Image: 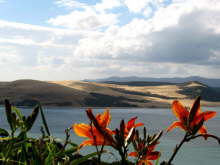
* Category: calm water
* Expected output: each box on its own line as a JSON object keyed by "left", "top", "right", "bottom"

{"left": 0, "top": 106, "right": 220, "bottom": 165}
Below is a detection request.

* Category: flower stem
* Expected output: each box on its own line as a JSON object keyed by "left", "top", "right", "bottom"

{"left": 118, "top": 148, "right": 128, "bottom": 165}
{"left": 167, "top": 133, "right": 188, "bottom": 165}
{"left": 90, "top": 122, "right": 102, "bottom": 164}
{"left": 186, "top": 134, "right": 220, "bottom": 144}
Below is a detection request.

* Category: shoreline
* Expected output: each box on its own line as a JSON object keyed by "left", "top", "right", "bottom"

{"left": 0, "top": 104, "right": 219, "bottom": 109}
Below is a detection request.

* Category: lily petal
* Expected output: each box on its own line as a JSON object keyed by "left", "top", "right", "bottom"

{"left": 86, "top": 109, "right": 115, "bottom": 145}
{"left": 79, "top": 139, "right": 107, "bottom": 148}
{"left": 202, "top": 111, "right": 217, "bottom": 121}
{"left": 137, "top": 160, "right": 147, "bottom": 165}
{"left": 172, "top": 100, "right": 189, "bottom": 123}
{"left": 193, "top": 111, "right": 217, "bottom": 126}
{"left": 147, "top": 151, "right": 160, "bottom": 160}
{"left": 199, "top": 126, "right": 208, "bottom": 140}
{"left": 99, "top": 109, "right": 111, "bottom": 128}
{"left": 147, "top": 161, "right": 153, "bottom": 165}
{"left": 79, "top": 139, "right": 94, "bottom": 148}
{"left": 199, "top": 126, "right": 207, "bottom": 134}
{"left": 73, "top": 123, "right": 92, "bottom": 138}
{"left": 134, "top": 123, "right": 144, "bottom": 128}
{"left": 129, "top": 152, "right": 138, "bottom": 157}
{"left": 167, "top": 121, "right": 186, "bottom": 132}
{"left": 127, "top": 117, "right": 138, "bottom": 130}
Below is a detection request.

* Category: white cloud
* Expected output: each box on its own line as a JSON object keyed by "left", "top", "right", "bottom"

{"left": 48, "top": 7, "right": 119, "bottom": 30}
{"left": 143, "top": 6, "right": 153, "bottom": 17}
{"left": 1, "top": 0, "right": 220, "bottom": 80}
{"left": 52, "top": 0, "right": 121, "bottom": 30}
{"left": 0, "top": 46, "right": 22, "bottom": 65}
{"left": 122, "top": 0, "right": 168, "bottom": 16}
{"left": 123, "top": 0, "right": 151, "bottom": 13}
{"left": 0, "top": 20, "right": 77, "bottom": 77}
{"left": 0, "top": 20, "right": 85, "bottom": 46}
{"left": 66, "top": 0, "right": 220, "bottom": 78}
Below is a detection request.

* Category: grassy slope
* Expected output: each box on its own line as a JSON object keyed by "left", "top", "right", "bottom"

{"left": 0, "top": 80, "right": 220, "bottom": 107}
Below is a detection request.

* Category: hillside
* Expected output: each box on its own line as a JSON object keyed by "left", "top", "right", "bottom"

{"left": 0, "top": 79, "right": 220, "bottom": 107}
{"left": 86, "top": 76, "right": 220, "bottom": 87}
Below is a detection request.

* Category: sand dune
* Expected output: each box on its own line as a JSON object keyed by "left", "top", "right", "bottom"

{"left": 0, "top": 79, "right": 219, "bottom": 107}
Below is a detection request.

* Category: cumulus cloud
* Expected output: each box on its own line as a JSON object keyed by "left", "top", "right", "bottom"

{"left": 48, "top": 7, "right": 119, "bottom": 30}
{"left": 1, "top": 0, "right": 220, "bottom": 80}
{"left": 123, "top": 0, "right": 151, "bottom": 13}
{"left": 67, "top": 0, "right": 220, "bottom": 77}
{"left": 98, "top": 0, "right": 220, "bottom": 66}
{"left": 50, "top": 0, "right": 121, "bottom": 30}
{"left": 145, "top": 9, "right": 220, "bottom": 65}
{"left": 0, "top": 20, "right": 76, "bottom": 77}
{"left": 122, "top": 0, "right": 169, "bottom": 16}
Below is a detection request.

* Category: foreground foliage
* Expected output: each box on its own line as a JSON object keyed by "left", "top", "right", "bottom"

{"left": 0, "top": 97, "right": 219, "bottom": 165}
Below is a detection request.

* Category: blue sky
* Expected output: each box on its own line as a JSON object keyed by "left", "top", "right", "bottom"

{"left": 0, "top": 0, "right": 220, "bottom": 81}
{"left": 0, "top": 0, "right": 66, "bottom": 26}
{"left": 0, "top": 0, "right": 155, "bottom": 26}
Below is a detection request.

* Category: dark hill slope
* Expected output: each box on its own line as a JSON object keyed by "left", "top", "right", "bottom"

{"left": 178, "top": 81, "right": 220, "bottom": 101}
{"left": 0, "top": 80, "right": 89, "bottom": 106}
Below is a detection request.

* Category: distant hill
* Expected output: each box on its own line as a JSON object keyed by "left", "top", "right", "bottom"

{"left": 100, "top": 81, "right": 175, "bottom": 86}
{"left": 85, "top": 76, "right": 220, "bottom": 87}
{"left": 0, "top": 79, "right": 220, "bottom": 107}
{"left": 0, "top": 80, "right": 88, "bottom": 106}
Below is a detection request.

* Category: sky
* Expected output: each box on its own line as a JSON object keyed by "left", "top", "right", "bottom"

{"left": 0, "top": 0, "right": 220, "bottom": 81}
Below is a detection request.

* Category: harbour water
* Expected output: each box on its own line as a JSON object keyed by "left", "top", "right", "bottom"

{"left": 0, "top": 106, "right": 220, "bottom": 165}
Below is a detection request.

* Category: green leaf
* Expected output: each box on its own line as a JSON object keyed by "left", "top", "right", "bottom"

{"left": 0, "top": 128, "right": 9, "bottom": 137}
{"left": 11, "top": 112, "right": 17, "bottom": 133}
{"left": 12, "top": 106, "right": 23, "bottom": 120}
{"left": 39, "top": 105, "right": 51, "bottom": 136}
{"left": 25, "top": 106, "right": 40, "bottom": 132}
{"left": 17, "top": 131, "right": 27, "bottom": 139}
{"left": 68, "top": 142, "right": 78, "bottom": 148}
{"left": 64, "top": 147, "right": 78, "bottom": 155}
{"left": 5, "top": 99, "right": 14, "bottom": 132}
{"left": 155, "top": 154, "right": 161, "bottom": 165}
{"left": 44, "top": 143, "right": 57, "bottom": 165}
{"left": 70, "top": 152, "right": 102, "bottom": 165}
{"left": 56, "top": 146, "right": 78, "bottom": 158}
{"left": 19, "top": 144, "right": 28, "bottom": 165}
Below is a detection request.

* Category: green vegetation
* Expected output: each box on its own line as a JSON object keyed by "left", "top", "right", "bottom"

{"left": 0, "top": 100, "right": 101, "bottom": 165}
{"left": 0, "top": 97, "right": 219, "bottom": 165}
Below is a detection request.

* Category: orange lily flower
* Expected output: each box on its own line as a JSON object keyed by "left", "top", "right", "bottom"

{"left": 73, "top": 108, "right": 114, "bottom": 148}
{"left": 129, "top": 144, "right": 160, "bottom": 165}
{"left": 124, "top": 117, "right": 144, "bottom": 137}
{"left": 113, "top": 117, "right": 144, "bottom": 138}
{"left": 167, "top": 97, "right": 217, "bottom": 135}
